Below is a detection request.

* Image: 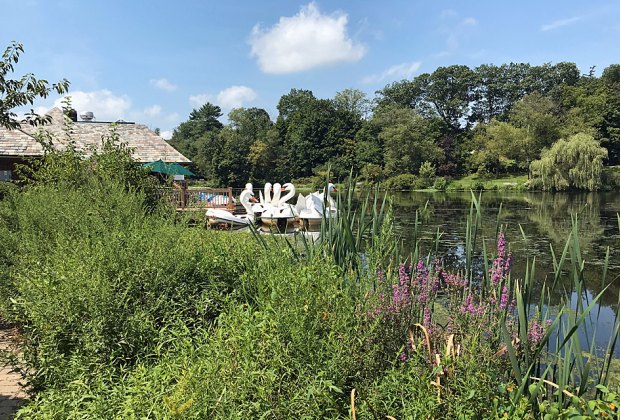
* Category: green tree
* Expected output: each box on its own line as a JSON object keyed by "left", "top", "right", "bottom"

{"left": 1, "top": 41, "right": 69, "bottom": 129}
{"left": 509, "top": 92, "right": 561, "bottom": 152}
{"left": 468, "top": 121, "right": 531, "bottom": 174}
{"left": 212, "top": 107, "right": 273, "bottom": 187}
{"left": 333, "top": 88, "right": 370, "bottom": 119}
{"left": 169, "top": 103, "right": 223, "bottom": 179}
{"left": 275, "top": 89, "right": 360, "bottom": 179}
{"left": 375, "top": 106, "right": 443, "bottom": 177}
{"left": 530, "top": 133, "right": 607, "bottom": 191}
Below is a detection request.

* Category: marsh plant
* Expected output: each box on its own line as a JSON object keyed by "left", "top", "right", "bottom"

{"left": 0, "top": 149, "right": 618, "bottom": 418}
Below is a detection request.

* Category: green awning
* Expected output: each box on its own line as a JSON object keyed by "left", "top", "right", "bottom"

{"left": 143, "top": 160, "right": 194, "bottom": 176}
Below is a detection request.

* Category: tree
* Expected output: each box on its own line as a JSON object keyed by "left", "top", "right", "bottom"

{"left": 375, "top": 106, "right": 443, "bottom": 177}
{"left": 509, "top": 92, "right": 561, "bottom": 152}
{"left": 169, "top": 103, "right": 223, "bottom": 178}
{"left": 1, "top": 41, "right": 69, "bottom": 129}
{"left": 212, "top": 107, "right": 273, "bottom": 186}
{"left": 530, "top": 133, "right": 607, "bottom": 191}
{"left": 468, "top": 121, "right": 531, "bottom": 174}
{"left": 333, "top": 88, "right": 370, "bottom": 119}
{"left": 275, "top": 89, "right": 359, "bottom": 179}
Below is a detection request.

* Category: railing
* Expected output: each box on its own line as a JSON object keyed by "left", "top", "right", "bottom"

{"left": 157, "top": 186, "right": 235, "bottom": 212}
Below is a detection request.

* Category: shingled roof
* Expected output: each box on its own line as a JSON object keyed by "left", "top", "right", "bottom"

{"left": 0, "top": 108, "right": 190, "bottom": 164}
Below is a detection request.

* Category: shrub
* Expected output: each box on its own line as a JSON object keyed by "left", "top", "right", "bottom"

{"left": 472, "top": 180, "right": 485, "bottom": 191}
{"left": 432, "top": 176, "right": 448, "bottom": 191}
{"left": 0, "top": 181, "right": 17, "bottom": 200}
{"left": 383, "top": 173, "right": 418, "bottom": 190}
{"left": 418, "top": 161, "right": 436, "bottom": 188}
{"left": 360, "top": 163, "right": 383, "bottom": 184}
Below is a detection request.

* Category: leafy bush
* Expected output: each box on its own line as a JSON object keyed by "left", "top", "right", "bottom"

{"left": 383, "top": 173, "right": 418, "bottom": 190}
{"left": 432, "top": 176, "right": 448, "bottom": 191}
{"left": 418, "top": 161, "right": 436, "bottom": 188}
{"left": 472, "top": 180, "right": 485, "bottom": 191}
{"left": 360, "top": 163, "right": 383, "bottom": 183}
{"left": 0, "top": 181, "right": 17, "bottom": 200}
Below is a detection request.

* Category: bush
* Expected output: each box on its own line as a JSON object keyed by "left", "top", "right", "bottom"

{"left": 0, "top": 181, "right": 17, "bottom": 200}
{"left": 418, "top": 161, "right": 436, "bottom": 188}
{"left": 383, "top": 173, "right": 418, "bottom": 190}
{"left": 472, "top": 180, "right": 485, "bottom": 191}
{"left": 432, "top": 176, "right": 448, "bottom": 191}
{"left": 1, "top": 185, "right": 261, "bottom": 391}
{"left": 360, "top": 163, "right": 383, "bottom": 184}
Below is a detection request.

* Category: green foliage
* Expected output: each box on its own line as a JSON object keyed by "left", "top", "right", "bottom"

{"left": 383, "top": 173, "right": 418, "bottom": 190}
{"left": 360, "top": 163, "right": 383, "bottom": 184}
{"left": 468, "top": 120, "right": 532, "bottom": 173}
{"left": 375, "top": 106, "right": 443, "bottom": 177}
{"left": 530, "top": 133, "right": 607, "bottom": 191}
{"left": 0, "top": 41, "right": 69, "bottom": 129}
{"left": 418, "top": 161, "right": 436, "bottom": 188}
{"left": 433, "top": 176, "right": 448, "bottom": 190}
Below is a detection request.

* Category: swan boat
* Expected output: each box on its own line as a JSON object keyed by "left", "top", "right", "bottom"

{"left": 206, "top": 189, "right": 256, "bottom": 229}
{"left": 260, "top": 182, "right": 297, "bottom": 230}
{"left": 296, "top": 183, "right": 338, "bottom": 228}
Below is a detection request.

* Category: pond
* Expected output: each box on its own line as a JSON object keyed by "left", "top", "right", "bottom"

{"left": 383, "top": 190, "right": 620, "bottom": 356}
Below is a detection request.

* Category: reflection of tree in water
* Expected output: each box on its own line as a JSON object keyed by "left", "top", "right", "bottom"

{"left": 383, "top": 190, "right": 619, "bottom": 309}
{"left": 525, "top": 192, "right": 602, "bottom": 254}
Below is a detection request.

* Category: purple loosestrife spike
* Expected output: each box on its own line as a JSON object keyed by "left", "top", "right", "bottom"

{"left": 499, "top": 286, "right": 509, "bottom": 310}
{"left": 423, "top": 306, "right": 431, "bottom": 327}
{"left": 497, "top": 232, "right": 505, "bottom": 258}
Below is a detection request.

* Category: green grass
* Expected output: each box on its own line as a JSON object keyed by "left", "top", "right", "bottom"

{"left": 447, "top": 173, "right": 529, "bottom": 190}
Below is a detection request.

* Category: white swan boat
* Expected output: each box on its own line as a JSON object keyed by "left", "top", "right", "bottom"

{"left": 206, "top": 189, "right": 256, "bottom": 229}
{"left": 260, "top": 182, "right": 296, "bottom": 230}
{"left": 296, "top": 183, "right": 338, "bottom": 228}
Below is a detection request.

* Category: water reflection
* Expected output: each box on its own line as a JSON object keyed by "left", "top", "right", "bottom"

{"left": 365, "top": 191, "right": 620, "bottom": 354}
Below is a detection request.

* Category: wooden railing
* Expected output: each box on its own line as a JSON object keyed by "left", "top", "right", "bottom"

{"left": 157, "top": 186, "right": 235, "bottom": 212}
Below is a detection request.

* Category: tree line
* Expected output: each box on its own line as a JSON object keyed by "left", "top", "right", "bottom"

{"left": 169, "top": 62, "right": 620, "bottom": 189}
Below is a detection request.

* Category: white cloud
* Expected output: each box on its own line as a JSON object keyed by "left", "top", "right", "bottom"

{"left": 54, "top": 90, "right": 132, "bottom": 121}
{"left": 541, "top": 16, "right": 581, "bottom": 32}
{"left": 160, "top": 130, "right": 173, "bottom": 140}
{"left": 249, "top": 2, "right": 366, "bottom": 74}
{"left": 143, "top": 104, "right": 162, "bottom": 117}
{"left": 189, "top": 94, "right": 214, "bottom": 108}
{"left": 150, "top": 78, "right": 177, "bottom": 92}
{"left": 189, "top": 86, "right": 257, "bottom": 110}
{"left": 217, "top": 86, "right": 257, "bottom": 109}
{"left": 362, "top": 61, "right": 422, "bottom": 84}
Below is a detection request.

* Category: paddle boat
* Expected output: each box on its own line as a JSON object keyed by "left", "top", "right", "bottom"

{"left": 206, "top": 189, "right": 256, "bottom": 229}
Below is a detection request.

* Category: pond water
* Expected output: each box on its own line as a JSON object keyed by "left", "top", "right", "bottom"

{"left": 383, "top": 190, "right": 620, "bottom": 356}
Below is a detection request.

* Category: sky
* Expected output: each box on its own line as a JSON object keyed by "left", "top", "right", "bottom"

{"left": 2, "top": 0, "right": 619, "bottom": 138}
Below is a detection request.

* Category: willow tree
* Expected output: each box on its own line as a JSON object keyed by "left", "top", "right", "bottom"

{"left": 530, "top": 133, "right": 607, "bottom": 191}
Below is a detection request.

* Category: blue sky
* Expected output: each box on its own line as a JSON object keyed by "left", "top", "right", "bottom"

{"left": 2, "top": 0, "right": 619, "bottom": 137}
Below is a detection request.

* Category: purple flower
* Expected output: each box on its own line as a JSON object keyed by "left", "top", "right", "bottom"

{"left": 499, "top": 286, "right": 509, "bottom": 310}
{"left": 528, "top": 320, "right": 546, "bottom": 345}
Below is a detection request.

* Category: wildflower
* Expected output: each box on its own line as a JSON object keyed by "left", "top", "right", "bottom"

{"left": 497, "top": 232, "right": 505, "bottom": 258}
{"left": 609, "top": 402, "right": 615, "bottom": 410}
{"left": 423, "top": 306, "right": 431, "bottom": 327}
{"left": 506, "top": 385, "right": 514, "bottom": 392}
{"left": 527, "top": 320, "right": 546, "bottom": 345}
{"left": 499, "top": 286, "right": 509, "bottom": 310}
{"left": 398, "top": 351, "right": 408, "bottom": 363}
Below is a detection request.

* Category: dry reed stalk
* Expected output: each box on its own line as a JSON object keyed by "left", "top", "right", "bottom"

{"left": 529, "top": 376, "right": 576, "bottom": 398}
{"left": 351, "top": 388, "right": 356, "bottom": 420}
{"left": 411, "top": 323, "right": 433, "bottom": 363}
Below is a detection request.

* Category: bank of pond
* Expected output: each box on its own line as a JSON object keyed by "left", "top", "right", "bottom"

{"left": 0, "top": 181, "right": 618, "bottom": 418}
